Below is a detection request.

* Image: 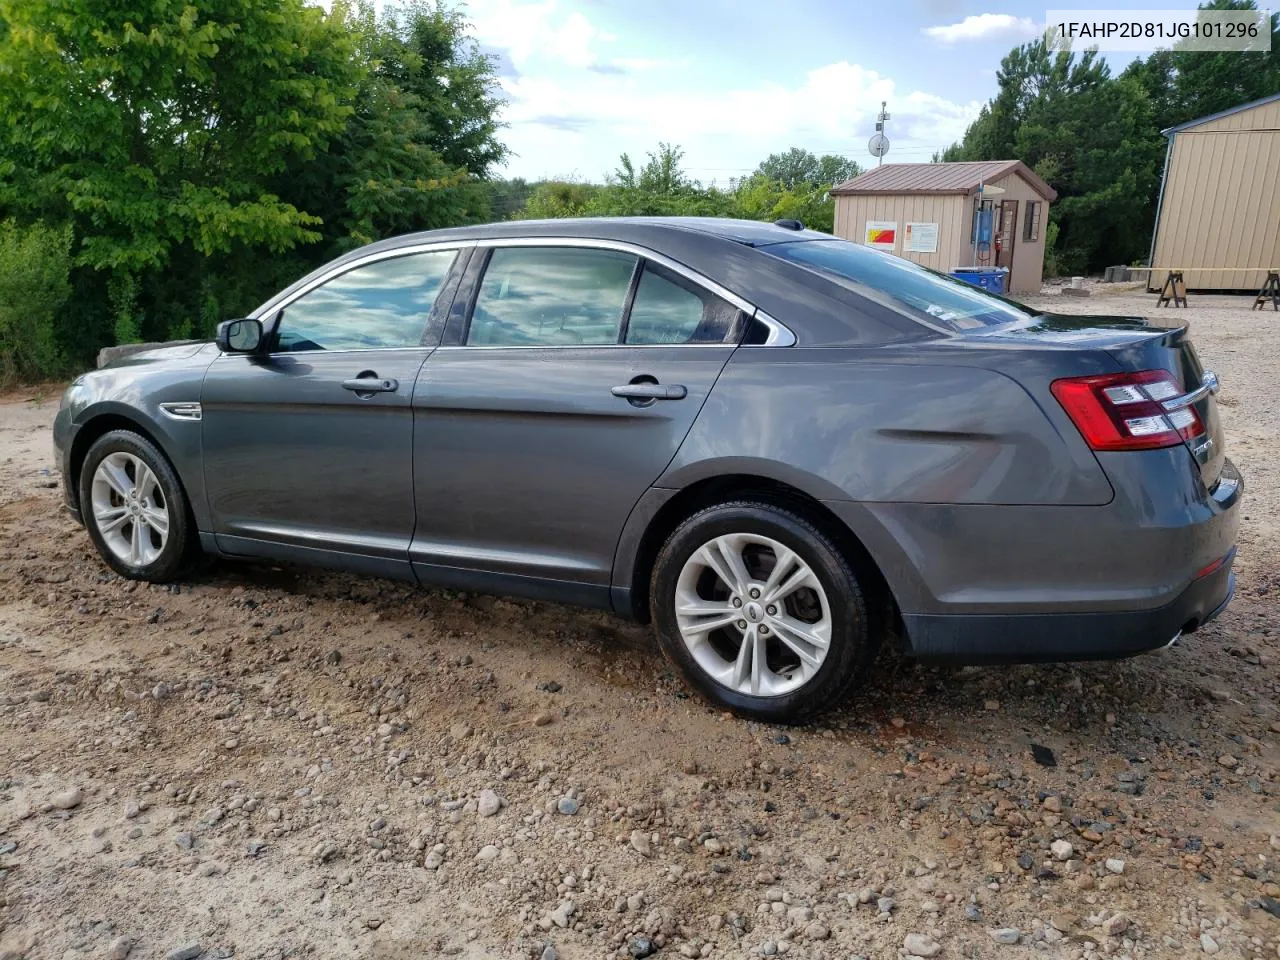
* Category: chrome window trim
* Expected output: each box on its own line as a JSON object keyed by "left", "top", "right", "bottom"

{"left": 750, "top": 310, "right": 797, "bottom": 347}
{"left": 248, "top": 241, "right": 476, "bottom": 323}
{"left": 471, "top": 236, "right": 797, "bottom": 348}
{"left": 237, "top": 234, "right": 799, "bottom": 354}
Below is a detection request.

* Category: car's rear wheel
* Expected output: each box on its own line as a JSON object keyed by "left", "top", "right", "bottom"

{"left": 79, "top": 430, "right": 196, "bottom": 582}
{"left": 650, "top": 501, "right": 875, "bottom": 723}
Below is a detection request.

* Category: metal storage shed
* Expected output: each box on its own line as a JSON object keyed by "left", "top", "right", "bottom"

{"left": 1148, "top": 92, "right": 1280, "bottom": 293}
{"left": 830, "top": 160, "right": 1057, "bottom": 295}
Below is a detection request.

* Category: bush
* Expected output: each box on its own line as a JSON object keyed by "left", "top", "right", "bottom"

{"left": 0, "top": 220, "right": 71, "bottom": 385}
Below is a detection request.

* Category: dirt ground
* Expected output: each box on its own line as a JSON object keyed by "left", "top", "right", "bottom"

{"left": 1, "top": 289, "right": 1278, "bottom": 960}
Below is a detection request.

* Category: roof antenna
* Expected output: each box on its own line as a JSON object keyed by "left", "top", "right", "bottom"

{"left": 773, "top": 219, "right": 805, "bottom": 231}
{"left": 869, "top": 101, "right": 890, "bottom": 167}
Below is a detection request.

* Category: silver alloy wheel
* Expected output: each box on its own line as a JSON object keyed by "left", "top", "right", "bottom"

{"left": 90, "top": 452, "right": 170, "bottom": 566}
{"left": 674, "top": 533, "right": 832, "bottom": 697}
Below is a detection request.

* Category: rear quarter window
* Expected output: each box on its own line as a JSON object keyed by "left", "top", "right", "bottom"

{"left": 766, "top": 239, "right": 1034, "bottom": 332}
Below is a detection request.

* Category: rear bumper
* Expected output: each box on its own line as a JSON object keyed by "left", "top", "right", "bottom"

{"left": 902, "top": 561, "right": 1235, "bottom": 663}
{"left": 824, "top": 452, "right": 1243, "bottom": 664}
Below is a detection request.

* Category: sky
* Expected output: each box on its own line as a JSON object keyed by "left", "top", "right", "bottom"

{"left": 457, "top": 0, "right": 1175, "bottom": 183}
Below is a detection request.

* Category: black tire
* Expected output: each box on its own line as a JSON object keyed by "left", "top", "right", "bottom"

{"left": 78, "top": 429, "right": 197, "bottom": 582}
{"left": 650, "top": 500, "right": 875, "bottom": 723}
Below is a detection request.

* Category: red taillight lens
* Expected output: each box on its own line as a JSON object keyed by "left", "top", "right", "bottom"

{"left": 1051, "top": 370, "right": 1205, "bottom": 451}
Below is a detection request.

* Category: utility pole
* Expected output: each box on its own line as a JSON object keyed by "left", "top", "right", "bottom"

{"left": 868, "top": 101, "right": 890, "bottom": 167}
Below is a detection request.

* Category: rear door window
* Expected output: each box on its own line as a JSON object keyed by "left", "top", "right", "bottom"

{"left": 467, "top": 246, "right": 636, "bottom": 346}
{"left": 625, "top": 262, "right": 741, "bottom": 345}
{"left": 767, "top": 239, "right": 1033, "bottom": 332}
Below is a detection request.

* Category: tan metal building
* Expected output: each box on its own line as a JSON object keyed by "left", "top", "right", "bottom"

{"left": 830, "top": 160, "right": 1057, "bottom": 294}
{"left": 1148, "top": 92, "right": 1280, "bottom": 292}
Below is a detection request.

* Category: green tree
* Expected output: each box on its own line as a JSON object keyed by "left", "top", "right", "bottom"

{"left": 753, "top": 148, "right": 861, "bottom": 188}
{"left": 0, "top": 221, "right": 71, "bottom": 383}
{"left": 1122, "top": 1, "right": 1280, "bottom": 131}
{"left": 0, "top": 0, "right": 362, "bottom": 348}
{"left": 288, "top": 0, "right": 508, "bottom": 251}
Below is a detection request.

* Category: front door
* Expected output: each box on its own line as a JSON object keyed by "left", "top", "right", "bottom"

{"left": 410, "top": 244, "right": 742, "bottom": 598}
{"left": 201, "top": 248, "right": 461, "bottom": 578}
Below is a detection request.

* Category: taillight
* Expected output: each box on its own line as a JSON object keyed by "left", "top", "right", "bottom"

{"left": 1051, "top": 370, "right": 1205, "bottom": 451}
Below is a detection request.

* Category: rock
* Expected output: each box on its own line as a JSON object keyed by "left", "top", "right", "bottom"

{"left": 1104, "top": 858, "right": 1126, "bottom": 874}
{"left": 965, "top": 904, "right": 983, "bottom": 922}
{"left": 759, "top": 942, "right": 778, "bottom": 958}
{"left": 539, "top": 944, "right": 557, "bottom": 960}
{"left": 877, "top": 896, "right": 896, "bottom": 914}
{"left": 1043, "top": 795, "right": 1063, "bottom": 813}
{"left": 1051, "top": 839, "right": 1074, "bottom": 861}
{"left": 549, "top": 900, "right": 575, "bottom": 928}
{"left": 904, "top": 933, "right": 942, "bottom": 958}
{"left": 630, "top": 829, "right": 652, "bottom": 857}
{"left": 628, "top": 937, "right": 656, "bottom": 959}
{"left": 424, "top": 849, "right": 444, "bottom": 869}
{"left": 1102, "top": 914, "right": 1130, "bottom": 937}
{"left": 477, "top": 789, "right": 502, "bottom": 817}
{"left": 1050, "top": 915, "right": 1077, "bottom": 934}
{"left": 52, "top": 787, "right": 83, "bottom": 810}
{"left": 196, "top": 861, "right": 225, "bottom": 877}
{"left": 556, "top": 796, "right": 579, "bottom": 816}
{"left": 1200, "top": 933, "right": 1219, "bottom": 954}
{"left": 165, "top": 944, "right": 202, "bottom": 960}
{"left": 1217, "top": 755, "right": 1238, "bottom": 769}
{"left": 984, "top": 699, "right": 1000, "bottom": 711}
{"left": 108, "top": 937, "right": 133, "bottom": 959}
{"left": 990, "top": 928, "right": 1020, "bottom": 945}
{"left": 174, "top": 831, "right": 194, "bottom": 851}
{"left": 803, "top": 921, "right": 830, "bottom": 941}
{"left": 533, "top": 711, "right": 554, "bottom": 727}
{"left": 476, "top": 844, "right": 499, "bottom": 861}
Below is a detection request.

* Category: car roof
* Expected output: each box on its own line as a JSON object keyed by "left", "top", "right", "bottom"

{"left": 362, "top": 216, "right": 833, "bottom": 253}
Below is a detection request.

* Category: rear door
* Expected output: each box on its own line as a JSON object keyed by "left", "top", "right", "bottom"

{"left": 409, "top": 241, "right": 744, "bottom": 594}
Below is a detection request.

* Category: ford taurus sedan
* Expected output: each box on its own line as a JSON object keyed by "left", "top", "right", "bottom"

{"left": 53, "top": 217, "right": 1242, "bottom": 721}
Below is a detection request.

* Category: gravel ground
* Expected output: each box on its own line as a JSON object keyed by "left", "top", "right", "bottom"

{"left": 1, "top": 288, "right": 1278, "bottom": 960}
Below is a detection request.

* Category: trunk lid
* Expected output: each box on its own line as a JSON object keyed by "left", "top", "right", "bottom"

{"left": 976, "top": 312, "right": 1225, "bottom": 487}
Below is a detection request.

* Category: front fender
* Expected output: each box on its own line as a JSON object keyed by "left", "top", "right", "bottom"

{"left": 58, "top": 347, "right": 217, "bottom": 529}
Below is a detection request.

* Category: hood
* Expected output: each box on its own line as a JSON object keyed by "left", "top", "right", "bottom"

{"left": 98, "top": 340, "right": 212, "bottom": 369}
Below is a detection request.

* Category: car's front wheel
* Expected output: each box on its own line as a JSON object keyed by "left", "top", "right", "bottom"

{"left": 650, "top": 501, "right": 876, "bottom": 723}
{"left": 79, "top": 429, "right": 196, "bottom": 582}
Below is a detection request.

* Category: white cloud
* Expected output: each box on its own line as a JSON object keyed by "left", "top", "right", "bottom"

{"left": 461, "top": 1, "right": 983, "bottom": 180}
{"left": 923, "top": 13, "right": 1039, "bottom": 44}
{"left": 462, "top": 0, "right": 613, "bottom": 70}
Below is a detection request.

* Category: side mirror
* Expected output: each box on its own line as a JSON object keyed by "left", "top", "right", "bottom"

{"left": 215, "top": 318, "right": 264, "bottom": 353}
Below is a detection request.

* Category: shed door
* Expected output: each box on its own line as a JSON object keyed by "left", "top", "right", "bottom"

{"left": 996, "top": 199, "right": 1018, "bottom": 272}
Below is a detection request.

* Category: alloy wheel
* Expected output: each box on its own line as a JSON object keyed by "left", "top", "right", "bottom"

{"left": 674, "top": 533, "right": 832, "bottom": 697}
{"left": 90, "top": 452, "right": 170, "bottom": 567}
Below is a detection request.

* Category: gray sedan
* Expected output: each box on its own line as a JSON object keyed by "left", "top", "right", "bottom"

{"left": 53, "top": 217, "right": 1242, "bottom": 722}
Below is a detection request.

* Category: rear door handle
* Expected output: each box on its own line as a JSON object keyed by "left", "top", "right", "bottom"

{"left": 611, "top": 383, "right": 688, "bottom": 401}
{"left": 342, "top": 377, "right": 398, "bottom": 393}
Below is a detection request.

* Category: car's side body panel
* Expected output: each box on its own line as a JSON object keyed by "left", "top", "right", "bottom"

{"left": 200, "top": 347, "right": 434, "bottom": 578}
{"left": 664, "top": 346, "right": 1116, "bottom": 506}
{"left": 410, "top": 344, "right": 734, "bottom": 589}
{"left": 53, "top": 343, "right": 221, "bottom": 529}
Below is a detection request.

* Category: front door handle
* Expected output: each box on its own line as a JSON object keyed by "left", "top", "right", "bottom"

{"left": 611, "top": 383, "right": 687, "bottom": 401}
{"left": 342, "top": 376, "right": 399, "bottom": 394}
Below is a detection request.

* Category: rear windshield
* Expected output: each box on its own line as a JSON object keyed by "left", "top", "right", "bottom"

{"left": 765, "top": 238, "right": 1034, "bottom": 332}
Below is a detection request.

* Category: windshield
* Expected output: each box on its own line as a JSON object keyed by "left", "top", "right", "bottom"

{"left": 766, "top": 238, "right": 1035, "bottom": 332}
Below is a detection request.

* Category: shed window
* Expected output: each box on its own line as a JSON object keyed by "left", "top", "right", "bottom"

{"left": 1024, "top": 201, "right": 1042, "bottom": 242}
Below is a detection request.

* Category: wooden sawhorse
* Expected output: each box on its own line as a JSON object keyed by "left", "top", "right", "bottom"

{"left": 1156, "top": 270, "right": 1188, "bottom": 307}
{"left": 1253, "top": 270, "right": 1280, "bottom": 311}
